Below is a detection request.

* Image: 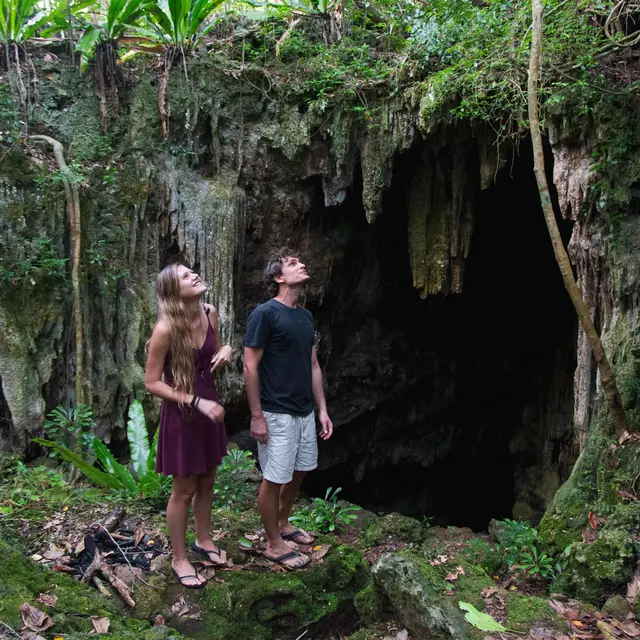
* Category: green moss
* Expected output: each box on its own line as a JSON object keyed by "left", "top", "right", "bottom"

{"left": 0, "top": 537, "right": 183, "bottom": 639}
{"left": 354, "top": 581, "right": 390, "bottom": 624}
{"left": 364, "top": 513, "right": 425, "bottom": 546}
{"left": 505, "top": 593, "right": 564, "bottom": 633}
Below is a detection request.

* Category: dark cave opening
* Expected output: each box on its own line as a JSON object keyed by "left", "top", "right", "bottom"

{"left": 304, "top": 137, "right": 578, "bottom": 531}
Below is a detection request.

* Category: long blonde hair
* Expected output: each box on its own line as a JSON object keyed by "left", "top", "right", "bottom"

{"left": 156, "top": 264, "right": 196, "bottom": 402}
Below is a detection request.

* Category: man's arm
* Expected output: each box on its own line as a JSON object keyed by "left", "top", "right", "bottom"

{"left": 312, "top": 347, "right": 333, "bottom": 440}
{"left": 244, "top": 346, "right": 268, "bottom": 444}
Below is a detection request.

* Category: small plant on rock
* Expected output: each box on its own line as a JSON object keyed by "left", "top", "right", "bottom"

{"left": 519, "top": 546, "right": 556, "bottom": 579}
{"left": 292, "top": 487, "right": 360, "bottom": 533}
{"left": 214, "top": 448, "right": 256, "bottom": 509}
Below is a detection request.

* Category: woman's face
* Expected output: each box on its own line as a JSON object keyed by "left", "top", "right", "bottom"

{"left": 176, "top": 265, "right": 207, "bottom": 301}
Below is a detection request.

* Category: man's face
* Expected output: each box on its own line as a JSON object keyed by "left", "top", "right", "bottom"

{"left": 276, "top": 255, "right": 310, "bottom": 288}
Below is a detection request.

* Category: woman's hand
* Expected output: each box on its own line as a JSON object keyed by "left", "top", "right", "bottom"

{"left": 211, "top": 345, "right": 233, "bottom": 371}
{"left": 197, "top": 398, "right": 225, "bottom": 423}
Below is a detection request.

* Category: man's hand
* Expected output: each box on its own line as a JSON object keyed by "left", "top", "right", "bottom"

{"left": 211, "top": 345, "right": 233, "bottom": 371}
{"left": 318, "top": 410, "right": 333, "bottom": 440}
{"left": 250, "top": 415, "right": 268, "bottom": 444}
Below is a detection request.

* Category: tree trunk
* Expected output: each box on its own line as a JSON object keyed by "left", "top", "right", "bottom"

{"left": 30, "top": 135, "right": 86, "bottom": 405}
{"left": 527, "top": 0, "right": 630, "bottom": 437}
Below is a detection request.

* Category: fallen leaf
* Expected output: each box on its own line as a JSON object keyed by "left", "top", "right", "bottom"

{"left": 482, "top": 587, "right": 498, "bottom": 598}
{"left": 459, "top": 601, "right": 507, "bottom": 632}
{"left": 626, "top": 564, "right": 640, "bottom": 605}
{"left": 549, "top": 599, "right": 581, "bottom": 620}
{"left": 171, "top": 596, "right": 190, "bottom": 617}
{"left": 43, "top": 549, "right": 64, "bottom": 561}
{"left": 134, "top": 525, "right": 145, "bottom": 548}
{"left": 30, "top": 555, "right": 43, "bottom": 562}
{"left": 456, "top": 565, "right": 466, "bottom": 575}
{"left": 311, "top": 544, "right": 330, "bottom": 562}
{"left": 588, "top": 512, "right": 599, "bottom": 530}
{"left": 446, "top": 572, "right": 459, "bottom": 582}
{"left": 20, "top": 603, "right": 54, "bottom": 633}
{"left": 21, "top": 632, "right": 47, "bottom": 640}
{"left": 36, "top": 593, "right": 58, "bottom": 608}
{"left": 90, "top": 616, "right": 110, "bottom": 634}
{"left": 618, "top": 491, "right": 639, "bottom": 502}
{"left": 582, "top": 528, "right": 597, "bottom": 543}
{"left": 572, "top": 620, "right": 585, "bottom": 628}
{"left": 611, "top": 619, "right": 640, "bottom": 637}
{"left": 153, "top": 615, "right": 165, "bottom": 627}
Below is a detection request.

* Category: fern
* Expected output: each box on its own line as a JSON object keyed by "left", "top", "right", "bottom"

{"left": 91, "top": 437, "right": 138, "bottom": 497}
{"left": 33, "top": 438, "right": 122, "bottom": 490}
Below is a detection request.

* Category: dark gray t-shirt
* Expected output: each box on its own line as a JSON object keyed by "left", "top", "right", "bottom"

{"left": 244, "top": 298, "right": 315, "bottom": 416}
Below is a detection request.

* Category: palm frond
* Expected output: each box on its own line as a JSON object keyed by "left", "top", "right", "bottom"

{"left": 127, "top": 400, "right": 150, "bottom": 479}
{"left": 33, "top": 438, "right": 122, "bottom": 490}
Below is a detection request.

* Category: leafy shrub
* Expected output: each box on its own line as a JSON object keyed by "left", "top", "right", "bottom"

{"left": 495, "top": 518, "right": 556, "bottom": 580}
{"left": 35, "top": 400, "right": 171, "bottom": 502}
{"left": 44, "top": 404, "right": 94, "bottom": 457}
{"left": 214, "top": 448, "right": 256, "bottom": 509}
{"left": 291, "top": 487, "right": 360, "bottom": 533}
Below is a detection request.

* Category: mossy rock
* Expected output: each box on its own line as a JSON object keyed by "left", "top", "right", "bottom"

{"left": 0, "top": 537, "right": 184, "bottom": 639}
{"left": 372, "top": 551, "right": 470, "bottom": 639}
{"left": 602, "top": 595, "right": 632, "bottom": 618}
{"left": 364, "top": 513, "right": 425, "bottom": 546}
{"left": 354, "top": 581, "right": 391, "bottom": 624}
{"left": 559, "top": 528, "right": 635, "bottom": 604}
{"left": 504, "top": 593, "right": 565, "bottom": 633}
{"left": 174, "top": 543, "right": 369, "bottom": 640}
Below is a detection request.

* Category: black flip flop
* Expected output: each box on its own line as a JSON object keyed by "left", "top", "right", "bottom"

{"left": 172, "top": 567, "right": 205, "bottom": 589}
{"left": 281, "top": 529, "right": 316, "bottom": 544}
{"left": 263, "top": 550, "right": 311, "bottom": 571}
{"left": 191, "top": 542, "right": 228, "bottom": 566}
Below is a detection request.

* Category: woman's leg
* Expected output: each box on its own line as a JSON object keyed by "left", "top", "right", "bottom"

{"left": 192, "top": 467, "right": 227, "bottom": 565}
{"left": 167, "top": 474, "right": 204, "bottom": 585}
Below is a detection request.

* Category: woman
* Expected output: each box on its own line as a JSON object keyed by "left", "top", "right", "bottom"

{"left": 145, "top": 263, "right": 233, "bottom": 588}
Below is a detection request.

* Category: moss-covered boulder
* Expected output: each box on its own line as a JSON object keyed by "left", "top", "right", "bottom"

{"left": 364, "top": 513, "right": 425, "bottom": 546}
{"left": 169, "top": 544, "right": 369, "bottom": 640}
{"left": 0, "top": 537, "right": 184, "bottom": 639}
{"left": 372, "top": 552, "right": 470, "bottom": 639}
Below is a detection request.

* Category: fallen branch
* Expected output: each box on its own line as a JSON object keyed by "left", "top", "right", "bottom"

{"left": 92, "top": 576, "right": 112, "bottom": 599}
{"left": 100, "top": 507, "right": 125, "bottom": 534}
{"left": 99, "top": 562, "right": 136, "bottom": 608}
{"left": 82, "top": 536, "right": 103, "bottom": 584}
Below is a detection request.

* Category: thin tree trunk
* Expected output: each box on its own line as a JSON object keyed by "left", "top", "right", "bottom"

{"left": 528, "top": 0, "right": 630, "bottom": 437}
{"left": 30, "top": 135, "right": 85, "bottom": 405}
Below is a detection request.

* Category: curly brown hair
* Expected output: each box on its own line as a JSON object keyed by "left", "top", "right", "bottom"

{"left": 264, "top": 247, "right": 300, "bottom": 296}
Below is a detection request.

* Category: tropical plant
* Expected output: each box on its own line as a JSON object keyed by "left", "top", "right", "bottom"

{"left": 0, "top": 0, "right": 50, "bottom": 45}
{"left": 44, "top": 403, "right": 94, "bottom": 456}
{"left": 35, "top": 400, "right": 172, "bottom": 501}
{"left": 459, "top": 602, "right": 508, "bottom": 633}
{"left": 291, "top": 487, "right": 360, "bottom": 533}
{"left": 145, "top": 0, "right": 225, "bottom": 138}
{"left": 214, "top": 448, "right": 256, "bottom": 509}
{"left": 519, "top": 546, "right": 556, "bottom": 579}
{"left": 145, "top": 0, "right": 224, "bottom": 51}
{"left": 496, "top": 518, "right": 539, "bottom": 568}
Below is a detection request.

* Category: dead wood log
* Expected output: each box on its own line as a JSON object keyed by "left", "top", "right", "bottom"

{"left": 99, "top": 563, "right": 136, "bottom": 608}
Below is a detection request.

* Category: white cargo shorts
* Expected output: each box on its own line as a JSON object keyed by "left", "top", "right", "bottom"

{"left": 258, "top": 411, "right": 318, "bottom": 484}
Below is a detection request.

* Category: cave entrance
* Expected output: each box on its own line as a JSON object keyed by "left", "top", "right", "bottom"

{"left": 305, "top": 136, "right": 578, "bottom": 531}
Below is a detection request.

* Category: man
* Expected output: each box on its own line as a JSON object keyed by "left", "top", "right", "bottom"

{"left": 244, "top": 248, "right": 333, "bottom": 570}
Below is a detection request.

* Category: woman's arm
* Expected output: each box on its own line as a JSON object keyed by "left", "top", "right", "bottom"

{"left": 145, "top": 321, "right": 195, "bottom": 405}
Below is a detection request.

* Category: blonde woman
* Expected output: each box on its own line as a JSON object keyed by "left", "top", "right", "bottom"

{"left": 145, "top": 264, "right": 232, "bottom": 588}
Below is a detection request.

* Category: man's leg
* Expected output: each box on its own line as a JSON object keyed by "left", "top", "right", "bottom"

{"left": 258, "top": 412, "right": 309, "bottom": 569}
{"left": 278, "top": 471, "right": 314, "bottom": 542}
{"left": 279, "top": 412, "right": 318, "bottom": 544}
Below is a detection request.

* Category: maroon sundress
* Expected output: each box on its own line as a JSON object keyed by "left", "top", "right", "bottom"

{"left": 155, "top": 308, "right": 228, "bottom": 477}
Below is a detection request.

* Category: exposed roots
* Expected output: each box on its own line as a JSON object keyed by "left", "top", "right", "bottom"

{"left": 95, "top": 43, "right": 120, "bottom": 133}
{"left": 157, "top": 48, "right": 176, "bottom": 140}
